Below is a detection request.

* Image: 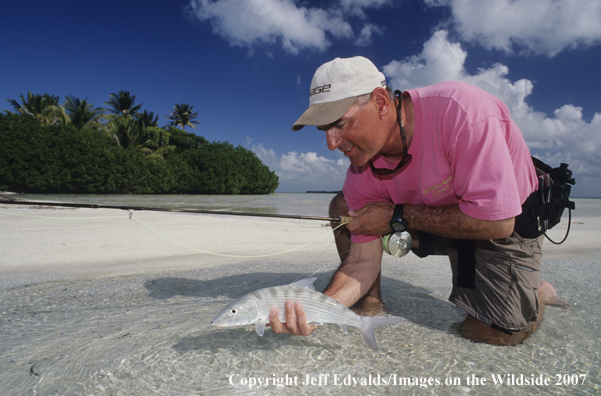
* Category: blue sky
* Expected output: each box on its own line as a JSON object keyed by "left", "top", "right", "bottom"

{"left": 2, "top": 0, "right": 600, "bottom": 196}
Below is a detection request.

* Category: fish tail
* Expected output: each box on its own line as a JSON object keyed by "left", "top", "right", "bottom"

{"left": 359, "top": 316, "right": 406, "bottom": 351}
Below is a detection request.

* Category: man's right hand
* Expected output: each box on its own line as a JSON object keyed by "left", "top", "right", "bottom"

{"left": 346, "top": 200, "right": 395, "bottom": 236}
{"left": 269, "top": 301, "right": 318, "bottom": 336}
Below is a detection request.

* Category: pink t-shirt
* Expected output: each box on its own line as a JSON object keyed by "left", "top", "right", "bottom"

{"left": 344, "top": 81, "right": 539, "bottom": 243}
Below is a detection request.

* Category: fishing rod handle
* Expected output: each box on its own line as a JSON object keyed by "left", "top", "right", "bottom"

{"left": 339, "top": 216, "right": 354, "bottom": 224}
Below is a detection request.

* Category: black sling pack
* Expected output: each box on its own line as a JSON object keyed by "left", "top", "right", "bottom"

{"left": 452, "top": 157, "right": 574, "bottom": 300}
{"left": 514, "top": 156, "right": 576, "bottom": 243}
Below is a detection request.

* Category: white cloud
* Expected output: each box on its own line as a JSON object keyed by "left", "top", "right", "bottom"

{"left": 383, "top": 30, "right": 601, "bottom": 196}
{"left": 425, "top": 0, "right": 601, "bottom": 56}
{"left": 354, "top": 23, "right": 383, "bottom": 46}
{"left": 187, "top": 0, "right": 389, "bottom": 54}
{"left": 383, "top": 30, "right": 467, "bottom": 88}
{"left": 187, "top": 0, "right": 339, "bottom": 53}
{"left": 339, "top": 0, "right": 393, "bottom": 18}
{"left": 249, "top": 142, "right": 348, "bottom": 192}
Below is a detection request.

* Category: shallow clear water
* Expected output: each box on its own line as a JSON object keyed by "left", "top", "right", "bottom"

{"left": 0, "top": 195, "right": 599, "bottom": 395}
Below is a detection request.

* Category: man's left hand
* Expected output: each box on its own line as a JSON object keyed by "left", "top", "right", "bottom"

{"left": 346, "top": 201, "right": 395, "bottom": 236}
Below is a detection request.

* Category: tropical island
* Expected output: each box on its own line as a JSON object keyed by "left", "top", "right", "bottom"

{"left": 0, "top": 92, "right": 278, "bottom": 194}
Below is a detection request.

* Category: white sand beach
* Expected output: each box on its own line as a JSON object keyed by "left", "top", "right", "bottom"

{"left": 1, "top": 203, "right": 600, "bottom": 395}
{"left": 1, "top": 205, "right": 339, "bottom": 287}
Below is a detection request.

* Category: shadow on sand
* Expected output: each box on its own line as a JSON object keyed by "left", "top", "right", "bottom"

{"left": 143, "top": 271, "right": 464, "bottom": 340}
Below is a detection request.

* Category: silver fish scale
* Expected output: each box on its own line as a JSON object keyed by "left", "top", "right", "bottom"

{"left": 252, "top": 285, "right": 363, "bottom": 326}
{"left": 212, "top": 279, "right": 407, "bottom": 350}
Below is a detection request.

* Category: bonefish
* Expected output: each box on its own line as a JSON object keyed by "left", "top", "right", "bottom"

{"left": 211, "top": 278, "right": 406, "bottom": 350}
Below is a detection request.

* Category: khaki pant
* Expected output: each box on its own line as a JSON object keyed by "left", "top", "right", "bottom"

{"left": 414, "top": 231, "right": 543, "bottom": 332}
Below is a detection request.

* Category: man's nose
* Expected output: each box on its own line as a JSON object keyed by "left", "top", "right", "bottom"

{"left": 325, "top": 128, "right": 343, "bottom": 151}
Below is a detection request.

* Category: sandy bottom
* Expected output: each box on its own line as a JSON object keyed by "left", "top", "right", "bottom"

{"left": 0, "top": 206, "right": 600, "bottom": 395}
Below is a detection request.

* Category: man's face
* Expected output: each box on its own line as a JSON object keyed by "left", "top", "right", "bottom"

{"left": 318, "top": 98, "right": 387, "bottom": 167}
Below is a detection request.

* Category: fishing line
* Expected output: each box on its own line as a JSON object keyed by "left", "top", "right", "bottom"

{"left": 289, "top": 239, "right": 337, "bottom": 285}
{"left": 290, "top": 217, "right": 354, "bottom": 284}
{"left": 299, "top": 241, "right": 337, "bottom": 280}
{"left": 227, "top": 328, "right": 254, "bottom": 351}
{"left": 0, "top": 209, "right": 349, "bottom": 259}
{"left": 131, "top": 216, "right": 347, "bottom": 258}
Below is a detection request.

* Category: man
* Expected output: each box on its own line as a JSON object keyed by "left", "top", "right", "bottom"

{"left": 272, "top": 56, "right": 560, "bottom": 345}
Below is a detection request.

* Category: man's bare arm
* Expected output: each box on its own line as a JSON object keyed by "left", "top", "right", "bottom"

{"left": 405, "top": 204, "right": 514, "bottom": 239}
{"left": 323, "top": 238, "right": 383, "bottom": 306}
{"left": 347, "top": 202, "right": 514, "bottom": 240}
{"left": 269, "top": 238, "right": 383, "bottom": 335}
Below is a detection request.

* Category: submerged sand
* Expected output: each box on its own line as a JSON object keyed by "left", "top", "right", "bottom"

{"left": 0, "top": 205, "right": 599, "bottom": 395}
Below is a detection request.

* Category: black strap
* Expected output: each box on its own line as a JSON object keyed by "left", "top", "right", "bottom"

{"left": 412, "top": 231, "right": 435, "bottom": 258}
{"left": 514, "top": 189, "right": 544, "bottom": 239}
{"left": 456, "top": 239, "right": 476, "bottom": 289}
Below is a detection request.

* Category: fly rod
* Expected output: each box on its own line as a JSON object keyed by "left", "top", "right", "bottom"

{"left": 0, "top": 198, "right": 354, "bottom": 224}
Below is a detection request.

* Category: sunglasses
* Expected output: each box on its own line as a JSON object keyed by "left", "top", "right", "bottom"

{"left": 369, "top": 90, "right": 412, "bottom": 176}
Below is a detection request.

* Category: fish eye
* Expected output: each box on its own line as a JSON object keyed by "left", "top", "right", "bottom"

{"left": 230, "top": 308, "right": 237, "bottom": 314}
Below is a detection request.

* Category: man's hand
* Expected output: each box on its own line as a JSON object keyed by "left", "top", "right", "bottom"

{"left": 269, "top": 301, "right": 318, "bottom": 336}
{"left": 346, "top": 201, "right": 395, "bottom": 236}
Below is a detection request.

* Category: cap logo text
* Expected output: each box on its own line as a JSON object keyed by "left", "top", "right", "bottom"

{"left": 310, "top": 84, "right": 331, "bottom": 97}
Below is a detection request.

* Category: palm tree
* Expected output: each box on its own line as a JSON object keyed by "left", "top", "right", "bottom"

{"left": 104, "top": 91, "right": 143, "bottom": 118}
{"left": 106, "top": 117, "right": 141, "bottom": 148}
{"left": 5, "top": 92, "right": 62, "bottom": 125}
{"left": 135, "top": 110, "right": 159, "bottom": 131}
{"left": 165, "top": 103, "right": 199, "bottom": 131}
{"left": 141, "top": 126, "right": 175, "bottom": 161}
{"left": 63, "top": 96, "right": 104, "bottom": 129}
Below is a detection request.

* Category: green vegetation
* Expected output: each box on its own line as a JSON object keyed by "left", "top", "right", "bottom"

{"left": 1, "top": 92, "right": 278, "bottom": 194}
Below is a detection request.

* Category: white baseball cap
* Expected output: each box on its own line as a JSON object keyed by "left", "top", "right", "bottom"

{"left": 291, "top": 56, "right": 386, "bottom": 131}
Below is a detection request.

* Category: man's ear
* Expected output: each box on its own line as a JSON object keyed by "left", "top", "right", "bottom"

{"left": 371, "top": 87, "right": 392, "bottom": 116}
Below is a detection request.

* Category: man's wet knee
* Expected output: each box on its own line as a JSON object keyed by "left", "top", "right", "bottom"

{"left": 329, "top": 191, "right": 348, "bottom": 218}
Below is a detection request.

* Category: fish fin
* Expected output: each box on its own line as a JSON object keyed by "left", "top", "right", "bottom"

{"left": 255, "top": 319, "right": 267, "bottom": 336}
{"left": 308, "top": 321, "right": 323, "bottom": 326}
{"left": 359, "top": 316, "right": 407, "bottom": 351}
{"left": 288, "top": 277, "right": 317, "bottom": 290}
{"left": 338, "top": 324, "right": 348, "bottom": 334}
